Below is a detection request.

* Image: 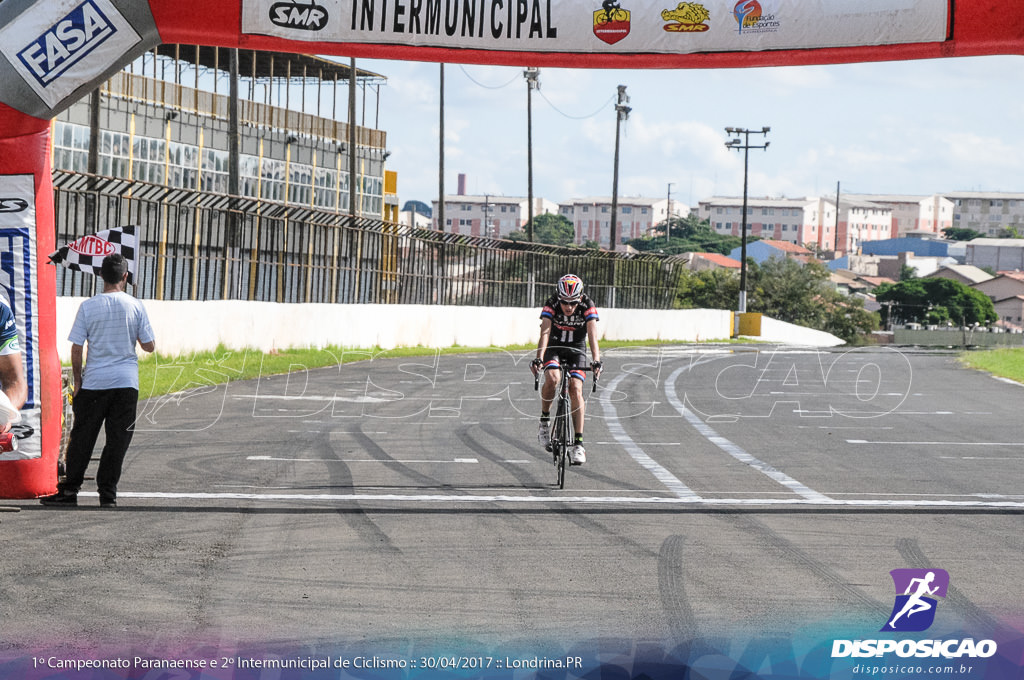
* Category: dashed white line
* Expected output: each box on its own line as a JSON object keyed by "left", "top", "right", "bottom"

{"left": 600, "top": 373, "right": 700, "bottom": 501}
{"left": 665, "top": 365, "right": 833, "bottom": 503}
{"left": 246, "top": 455, "right": 479, "bottom": 464}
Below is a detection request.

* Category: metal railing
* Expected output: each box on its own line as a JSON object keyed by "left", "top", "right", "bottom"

{"left": 52, "top": 170, "right": 683, "bottom": 309}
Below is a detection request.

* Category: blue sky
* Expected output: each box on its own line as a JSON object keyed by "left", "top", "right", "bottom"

{"left": 349, "top": 54, "right": 1024, "bottom": 209}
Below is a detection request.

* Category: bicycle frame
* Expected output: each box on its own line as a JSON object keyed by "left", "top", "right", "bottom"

{"left": 534, "top": 352, "right": 597, "bottom": 489}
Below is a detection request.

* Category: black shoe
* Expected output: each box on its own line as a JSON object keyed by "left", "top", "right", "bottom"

{"left": 40, "top": 492, "right": 77, "bottom": 507}
{"left": 99, "top": 499, "right": 117, "bottom": 509}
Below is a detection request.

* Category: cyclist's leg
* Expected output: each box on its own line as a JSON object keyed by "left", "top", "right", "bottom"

{"left": 537, "top": 351, "right": 561, "bottom": 447}
{"left": 540, "top": 351, "right": 561, "bottom": 411}
{"left": 568, "top": 372, "right": 586, "bottom": 436}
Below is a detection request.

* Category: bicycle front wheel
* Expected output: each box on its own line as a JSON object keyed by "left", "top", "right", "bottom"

{"left": 554, "top": 397, "right": 569, "bottom": 488}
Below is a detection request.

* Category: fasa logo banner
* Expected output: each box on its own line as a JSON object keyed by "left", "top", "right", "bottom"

{"left": 0, "top": 0, "right": 143, "bottom": 110}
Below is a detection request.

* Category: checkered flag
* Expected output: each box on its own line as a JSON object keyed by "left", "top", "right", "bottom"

{"left": 48, "top": 225, "right": 137, "bottom": 285}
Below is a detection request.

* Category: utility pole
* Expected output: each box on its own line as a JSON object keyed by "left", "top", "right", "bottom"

{"left": 834, "top": 180, "right": 841, "bottom": 254}
{"left": 438, "top": 64, "right": 445, "bottom": 232}
{"left": 610, "top": 85, "right": 630, "bottom": 252}
{"left": 348, "top": 58, "right": 358, "bottom": 218}
{"left": 666, "top": 181, "right": 675, "bottom": 246}
{"left": 524, "top": 67, "right": 539, "bottom": 242}
{"left": 724, "top": 126, "right": 770, "bottom": 314}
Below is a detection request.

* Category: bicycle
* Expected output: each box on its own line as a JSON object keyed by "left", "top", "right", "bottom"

{"left": 534, "top": 350, "right": 599, "bottom": 489}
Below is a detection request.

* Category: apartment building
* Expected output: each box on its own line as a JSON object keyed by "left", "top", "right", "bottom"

{"left": 559, "top": 197, "right": 687, "bottom": 248}
{"left": 700, "top": 195, "right": 901, "bottom": 255}
{"left": 943, "top": 192, "right": 1024, "bottom": 236}
{"left": 432, "top": 194, "right": 559, "bottom": 239}
{"left": 698, "top": 197, "right": 822, "bottom": 248}
{"left": 844, "top": 194, "right": 954, "bottom": 237}
{"left": 965, "top": 238, "right": 1024, "bottom": 270}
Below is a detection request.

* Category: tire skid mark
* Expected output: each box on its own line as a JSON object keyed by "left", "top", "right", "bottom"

{"left": 727, "top": 514, "right": 888, "bottom": 615}
{"left": 658, "top": 535, "right": 698, "bottom": 639}
{"left": 324, "top": 426, "right": 414, "bottom": 553}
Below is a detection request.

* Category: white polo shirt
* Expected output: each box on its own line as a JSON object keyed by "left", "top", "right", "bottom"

{"left": 69, "top": 292, "right": 154, "bottom": 390}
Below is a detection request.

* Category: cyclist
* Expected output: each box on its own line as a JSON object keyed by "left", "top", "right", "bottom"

{"left": 529, "top": 274, "right": 602, "bottom": 465}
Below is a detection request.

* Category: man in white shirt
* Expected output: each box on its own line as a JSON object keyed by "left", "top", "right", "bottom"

{"left": 41, "top": 254, "right": 155, "bottom": 508}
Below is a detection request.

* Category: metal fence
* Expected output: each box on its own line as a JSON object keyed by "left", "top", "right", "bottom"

{"left": 52, "top": 171, "right": 683, "bottom": 309}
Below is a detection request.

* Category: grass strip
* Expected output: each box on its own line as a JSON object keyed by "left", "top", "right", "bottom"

{"left": 136, "top": 339, "right": 736, "bottom": 400}
{"left": 959, "top": 347, "right": 1024, "bottom": 384}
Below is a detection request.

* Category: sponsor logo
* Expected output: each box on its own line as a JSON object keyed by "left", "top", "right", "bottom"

{"left": 269, "top": 1, "right": 330, "bottom": 31}
{"left": 593, "top": 1, "right": 630, "bottom": 45}
{"left": 661, "top": 2, "right": 710, "bottom": 33}
{"left": 883, "top": 568, "right": 949, "bottom": 632}
{"left": 68, "top": 235, "right": 115, "bottom": 257}
{"left": 732, "top": 0, "right": 779, "bottom": 35}
{"left": 831, "top": 569, "right": 997, "bottom": 661}
{"left": 832, "top": 639, "right": 997, "bottom": 660}
{"left": 0, "top": 198, "right": 30, "bottom": 214}
{"left": 16, "top": 0, "right": 117, "bottom": 87}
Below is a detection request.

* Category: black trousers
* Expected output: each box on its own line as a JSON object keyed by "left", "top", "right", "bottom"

{"left": 59, "top": 387, "right": 139, "bottom": 502}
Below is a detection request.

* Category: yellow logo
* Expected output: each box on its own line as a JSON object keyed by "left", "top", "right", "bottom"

{"left": 593, "top": 2, "right": 631, "bottom": 44}
{"left": 661, "top": 2, "right": 710, "bottom": 32}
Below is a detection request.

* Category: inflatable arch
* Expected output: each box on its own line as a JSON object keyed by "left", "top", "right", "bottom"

{"left": 0, "top": 0, "right": 1021, "bottom": 497}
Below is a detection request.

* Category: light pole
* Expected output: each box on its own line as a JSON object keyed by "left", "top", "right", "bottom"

{"left": 610, "top": 85, "right": 630, "bottom": 251}
{"left": 666, "top": 181, "right": 675, "bottom": 246}
{"left": 724, "top": 126, "right": 770, "bottom": 313}
{"left": 524, "top": 67, "right": 540, "bottom": 242}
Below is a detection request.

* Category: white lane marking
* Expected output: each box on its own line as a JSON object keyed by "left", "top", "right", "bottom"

{"left": 246, "top": 455, "right": 479, "bottom": 464}
{"left": 601, "top": 373, "right": 700, "bottom": 501}
{"left": 237, "top": 394, "right": 391, "bottom": 403}
{"left": 665, "top": 365, "right": 833, "bottom": 503}
{"left": 594, "top": 442, "right": 681, "bottom": 446}
{"left": 941, "top": 457, "right": 1024, "bottom": 461}
{"left": 795, "top": 426, "right": 894, "bottom": 430}
{"left": 95, "top": 490, "right": 1024, "bottom": 509}
{"left": 848, "top": 440, "right": 1024, "bottom": 446}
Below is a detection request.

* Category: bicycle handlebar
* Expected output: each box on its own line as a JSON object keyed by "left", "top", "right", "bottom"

{"left": 531, "top": 358, "right": 600, "bottom": 392}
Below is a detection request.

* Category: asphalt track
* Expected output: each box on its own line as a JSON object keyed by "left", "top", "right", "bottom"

{"left": 2, "top": 343, "right": 1022, "bottom": 658}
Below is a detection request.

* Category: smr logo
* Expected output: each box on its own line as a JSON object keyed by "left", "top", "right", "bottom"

{"left": 270, "top": 1, "right": 330, "bottom": 30}
{"left": 882, "top": 568, "right": 949, "bottom": 632}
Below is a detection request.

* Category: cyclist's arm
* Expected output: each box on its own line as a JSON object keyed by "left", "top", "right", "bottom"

{"left": 586, "top": 319, "right": 600, "bottom": 364}
{"left": 0, "top": 352, "right": 26, "bottom": 433}
{"left": 536, "top": 317, "right": 552, "bottom": 362}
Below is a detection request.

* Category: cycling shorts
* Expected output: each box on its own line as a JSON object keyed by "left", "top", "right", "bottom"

{"left": 542, "top": 346, "right": 589, "bottom": 381}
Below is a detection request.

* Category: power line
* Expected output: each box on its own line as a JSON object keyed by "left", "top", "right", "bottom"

{"left": 538, "top": 89, "right": 616, "bottom": 120}
{"left": 458, "top": 65, "right": 616, "bottom": 120}
{"left": 457, "top": 64, "right": 520, "bottom": 89}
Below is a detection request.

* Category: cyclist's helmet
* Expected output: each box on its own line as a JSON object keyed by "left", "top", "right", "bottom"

{"left": 556, "top": 274, "right": 584, "bottom": 302}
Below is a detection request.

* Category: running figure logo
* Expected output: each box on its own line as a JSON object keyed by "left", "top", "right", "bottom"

{"left": 882, "top": 569, "right": 949, "bottom": 632}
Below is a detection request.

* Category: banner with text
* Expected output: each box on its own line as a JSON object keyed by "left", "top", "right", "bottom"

{"left": 241, "top": 0, "right": 950, "bottom": 54}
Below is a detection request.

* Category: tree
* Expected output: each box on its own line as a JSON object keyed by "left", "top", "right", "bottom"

{"left": 898, "top": 263, "right": 918, "bottom": 281}
{"left": 627, "top": 214, "right": 745, "bottom": 256}
{"left": 874, "top": 278, "right": 997, "bottom": 327}
{"left": 820, "top": 293, "right": 879, "bottom": 345}
{"left": 508, "top": 213, "right": 575, "bottom": 246}
{"left": 675, "top": 267, "right": 739, "bottom": 310}
{"left": 942, "top": 227, "right": 985, "bottom": 241}
{"left": 674, "top": 256, "right": 880, "bottom": 343}
{"left": 747, "top": 257, "right": 831, "bottom": 327}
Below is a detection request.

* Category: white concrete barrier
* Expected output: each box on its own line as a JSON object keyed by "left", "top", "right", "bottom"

{"left": 54, "top": 298, "right": 842, "bottom": 360}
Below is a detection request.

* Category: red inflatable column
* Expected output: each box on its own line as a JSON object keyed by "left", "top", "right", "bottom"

{"left": 0, "top": 104, "right": 60, "bottom": 498}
